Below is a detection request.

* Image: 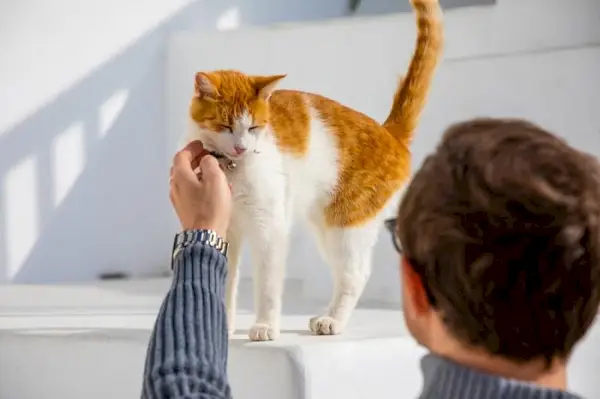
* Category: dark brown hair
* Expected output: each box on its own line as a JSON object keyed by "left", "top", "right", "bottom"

{"left": 397, "top": 118, "right": 600, "bottom": 364}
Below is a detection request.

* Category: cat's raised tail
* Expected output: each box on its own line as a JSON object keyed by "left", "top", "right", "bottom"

{"left": 382, "top": 0, "right": 444, "bottom": 144}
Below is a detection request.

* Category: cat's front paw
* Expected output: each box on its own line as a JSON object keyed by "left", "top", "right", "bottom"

{"left": 248, "top": 323, "right": 280, "bottom": 341}
{"left": 309, "top": 316, "right": 343, "bottom": 335}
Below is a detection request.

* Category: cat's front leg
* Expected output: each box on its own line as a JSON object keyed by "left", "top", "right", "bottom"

{"left": 225, "top": 220, "right": 243, "bottom": 338}
{"left": 246, "top": 211, "right": 290, "bottom": 341}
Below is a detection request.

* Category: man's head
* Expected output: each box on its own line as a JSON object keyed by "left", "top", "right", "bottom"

{"left": 396, "top": 118, "right": 600, "bottom": 365}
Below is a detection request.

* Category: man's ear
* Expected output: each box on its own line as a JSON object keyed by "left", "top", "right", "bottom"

{"left": 194, "top": 72, "right": 219, "bottom": 99}
{"left": 253, "top": 74, "right": 286, "bottom": 100}
{"left": 402, "top": 256, "right": 431, "bottom": 315}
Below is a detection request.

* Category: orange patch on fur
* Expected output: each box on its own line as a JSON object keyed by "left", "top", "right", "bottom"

{"left": 268, "top": 90, "right": 311, "bottom": 156}
{"left": 310, "top": 94, "right": 411, "bottom": 227}
{"left": 319, "top": 0, "right": 444, "bottom": 228}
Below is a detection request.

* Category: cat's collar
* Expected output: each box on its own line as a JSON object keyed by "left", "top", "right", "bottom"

{"left": 209, "top": 150, "right": 237, "bottom": 171}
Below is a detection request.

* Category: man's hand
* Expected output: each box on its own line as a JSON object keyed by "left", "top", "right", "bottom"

{"left": 169, "top": 141, "right": 232, "bottom": 238}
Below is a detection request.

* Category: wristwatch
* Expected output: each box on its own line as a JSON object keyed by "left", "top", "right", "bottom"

{"left": 171, "top": 229, "right": 229, "bottom": 269}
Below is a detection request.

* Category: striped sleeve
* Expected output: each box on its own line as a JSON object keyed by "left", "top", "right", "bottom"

{"left": 141, "top": 242, "right": 231, "bottom": 399}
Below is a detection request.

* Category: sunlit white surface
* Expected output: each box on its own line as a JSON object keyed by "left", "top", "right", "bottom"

{"left": 0, "top": 0, "right": 198, "bottom": 134}
{"left": 216, "top": 7, "right": 242, "bottom": 31}
{"left": 98, "top": 89, "right": 130, "bottom": 137}
{"left": 0, "top": 278, "right": 599, "bottom": 399}
{"left": 52, "top": 122, "right": 85, "bottom": 206}
{"left": 3, "top": 156, "right": 39, "bottom": 279}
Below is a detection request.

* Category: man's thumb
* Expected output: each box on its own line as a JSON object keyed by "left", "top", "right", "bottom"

{"left": 199, "top": 155, "right": 223, "bottom": 179}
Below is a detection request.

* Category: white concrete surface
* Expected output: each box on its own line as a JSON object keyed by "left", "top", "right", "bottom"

{"left": 167, "top": 0, "right": 600, "bottom": 304}
{"left": 1, "top": 279, "right": 599, "bottom": 399}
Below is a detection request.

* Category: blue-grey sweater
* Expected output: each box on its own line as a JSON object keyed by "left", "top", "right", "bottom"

{"left": 141, "top": 242, "right": 582, "bottom": 399}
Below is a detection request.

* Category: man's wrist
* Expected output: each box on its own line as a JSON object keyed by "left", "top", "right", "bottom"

{"left": 183, "top": 223, "right": 226, "bottom": 239}
{"left": 170, "top": 235, "right": 228, "bottom": 292}
{"left": 171, "top": 229, "right": 229, "bottom": 269}
{"left": 190, "top": 228, "right": 227, "bottom": 240}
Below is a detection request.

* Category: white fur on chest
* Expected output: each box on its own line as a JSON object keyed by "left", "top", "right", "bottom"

{"left": 226, "top": 114, "right": 339, "bottom": 223}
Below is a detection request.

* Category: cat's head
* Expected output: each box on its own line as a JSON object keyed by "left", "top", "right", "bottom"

{"left": 189, "top": 69, "right": 286, "bottom": 160}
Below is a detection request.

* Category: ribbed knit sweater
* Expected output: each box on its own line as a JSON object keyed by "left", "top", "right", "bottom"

{"left": 142, "top": 242, "right": 231, "bottom": 398}
{"left": 140, "top": 241, "right": 582, "bottom": 399}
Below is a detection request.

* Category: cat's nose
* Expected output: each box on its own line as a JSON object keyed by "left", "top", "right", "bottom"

{"left": 233, "top": 145, "right": 247, "bottom": 155}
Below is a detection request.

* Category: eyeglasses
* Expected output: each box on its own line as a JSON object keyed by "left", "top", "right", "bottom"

{"left": 385, "top": 218, "right": 438, "bottom": 305}
{"left": 385, "top": 217, "right": 437, "bottom": 305}
{"left": 384, "top": 218, "right": 402, "bottom": 253}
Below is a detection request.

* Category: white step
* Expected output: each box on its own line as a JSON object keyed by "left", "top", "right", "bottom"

{"left": 0, "top": 278, "right": 598, "bottom": 398}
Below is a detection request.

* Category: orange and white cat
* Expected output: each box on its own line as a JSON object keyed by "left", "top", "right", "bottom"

{"left": 184, "top": 0, "right": 443, "bottom": 341}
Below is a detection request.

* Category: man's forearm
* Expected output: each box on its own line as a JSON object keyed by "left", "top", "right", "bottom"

{"left": 142, "top": 243, "right": 231, "bottom": 399}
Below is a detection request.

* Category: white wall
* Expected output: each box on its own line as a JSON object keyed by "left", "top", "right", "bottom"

{"left": 0, "top": 0, "right": 353, "bottom": 283}
{"left": 167, "top": 0, "right": 600, "bottom": 303}
{"left": 1, "top": 0, "right": 599, "bottom": 286}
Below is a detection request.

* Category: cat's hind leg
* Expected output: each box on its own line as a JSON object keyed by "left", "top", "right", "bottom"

{"left": 309, "top": 219, "right": 380, "bottom": 335}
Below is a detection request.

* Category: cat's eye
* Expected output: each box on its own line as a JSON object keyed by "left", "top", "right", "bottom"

{"left": 249, "top": 126, "right": 262, "bottom": 132}
{"left": 219, "top": 125, "right": 232, "bottom": 133}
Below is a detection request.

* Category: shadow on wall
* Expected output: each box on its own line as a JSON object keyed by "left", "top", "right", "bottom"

{"left": 0, "top": 0, "right": 349, "bottom": 284}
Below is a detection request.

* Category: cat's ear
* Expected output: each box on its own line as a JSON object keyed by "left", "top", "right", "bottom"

{"left": 194, "top": 72, "right": 219, "bottom": 99}
{"left": 253, "top": 74, "right": 286, "bottom": 100}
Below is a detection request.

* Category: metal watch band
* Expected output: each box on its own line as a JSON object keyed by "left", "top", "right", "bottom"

{"left": 171, "top": 229, "right": 229, "bottom": 269}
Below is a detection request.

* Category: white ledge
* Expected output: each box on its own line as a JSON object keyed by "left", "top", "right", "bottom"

{"left": 0, "top": 278, "right": 599, "bottom": 399}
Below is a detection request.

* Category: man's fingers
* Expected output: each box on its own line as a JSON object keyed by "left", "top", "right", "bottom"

{"left": 173, "top": 141, "right": 209, "bottom": 173}
{"left": 199, "top": 154, "right": 222, "bottom": 179}
{"left": 181, "top": 140, "right": 207, "bottom": 159}
{"left": 190, "top": 154, "right": 204, "bottom": 171}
